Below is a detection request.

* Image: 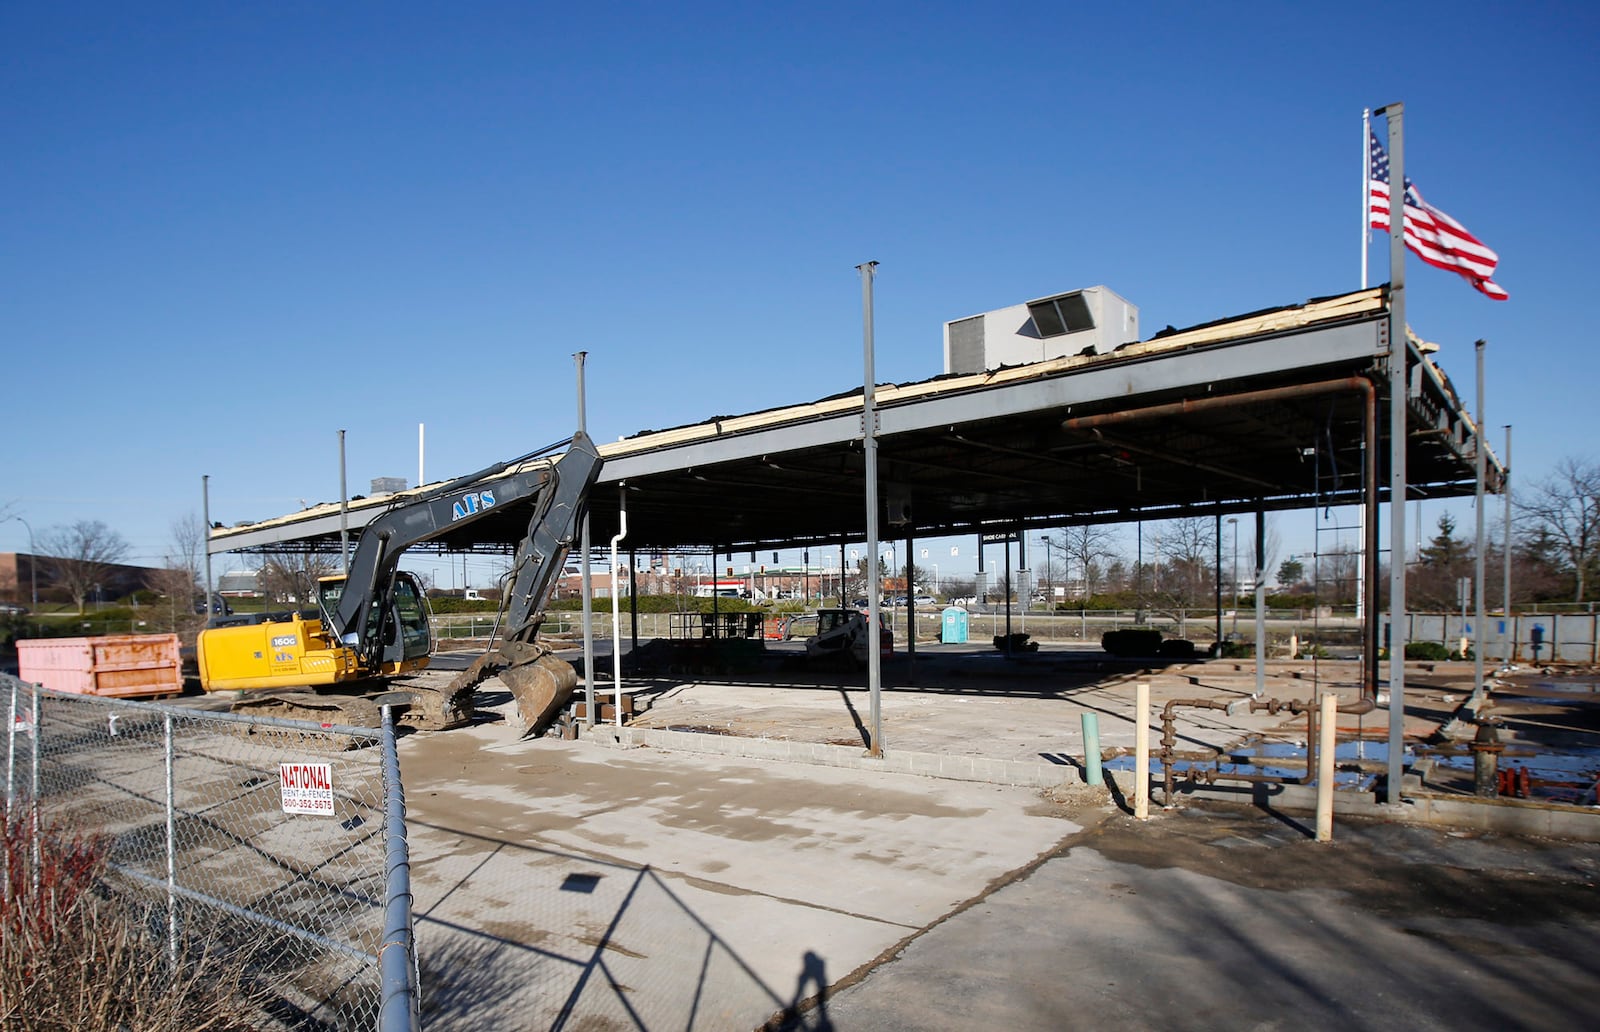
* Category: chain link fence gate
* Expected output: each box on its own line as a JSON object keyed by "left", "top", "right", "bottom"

{"left": 3, "top": 674, "right": 419, "bottom": 1030}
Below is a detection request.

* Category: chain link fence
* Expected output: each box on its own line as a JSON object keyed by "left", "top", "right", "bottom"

{"left": 3, "top": 674, "right": 418, "bottom": 1030}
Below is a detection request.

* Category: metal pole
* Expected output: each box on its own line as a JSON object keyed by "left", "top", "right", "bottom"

{"left": 1255, "top": 507, "right": 1267, "bottom": 697}
{"left": 164, "top": 713, "right": 177, "bottom": 969}
{"left": 1379, "top": 101, "right": 1409, "bottom": 805}
{"left": 1361, "top": 107, "right": 1371, "bottom": 289}
{"left": 1134, "top": 682, "right": 1150, "bottom": 820}
{"left": 1503, "top": 425, "right": 1513, "bottom": 663}
{"left": 859, "top": 260, "right": 884, "bottom": 758}
{"left": 575, "top": 352, "right": 596, "bottom": 730}
{"left": 1474, "top": 340, "right": 1487, "bottom": 697}
{"left": 1230, "top": 518, "right": 1240, "bottom": 637}
{"left": 29, "top": 684, "right": 39, "bottom": 898}
{"left": 1214, "top": 515, "right": 1223, "bottom": 646}
{"left": 610, "top": 485, "right": 627, "bottom": 728}
{"left": 5, "top": 680, "right": 15, "bottom": 812}
{"left": 378, "top": 705, "right": 419, "bottom": 1031}
{"left": 200, "top": 479, "right": 213, "bottom": 614}
{"left": 418, "top": 422, "right": 425, "bottom": 488}
{"left": 338, "top": 431, "right": 350, "bottom": 575}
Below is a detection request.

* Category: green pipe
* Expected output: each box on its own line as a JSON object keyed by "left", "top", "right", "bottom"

{"left": 1082, "top": 712, "right": 1103, "bottom": 786}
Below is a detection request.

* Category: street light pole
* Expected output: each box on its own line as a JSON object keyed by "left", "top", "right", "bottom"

{"left": 9, "top": 515, "right": 37, "bottom": 608}
{"left": 1037, "top": 537, "right": 1053, "bottom": 605}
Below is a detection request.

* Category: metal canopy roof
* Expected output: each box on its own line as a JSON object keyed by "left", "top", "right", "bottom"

{"left": 210, "top": 286, "right": 1500, "bottom": 559}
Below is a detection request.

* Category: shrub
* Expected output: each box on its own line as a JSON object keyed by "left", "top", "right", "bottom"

{"left": 1404, "top": 641, "right": 1452, "bottom": 661}
{"left": 1219, "top": 640, "right": 1255, "bottom": 659}
{"left": 1102, "top": 628, "right": 1163, "bottom": 657}
{"left": 1, "top": 812, "right": 272, "bottom": 1030}
{"left": 1157, "top": 638, "right": 1197, "bottom": 659}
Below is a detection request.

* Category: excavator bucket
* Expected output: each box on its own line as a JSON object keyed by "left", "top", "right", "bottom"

{"left": 442, "top": 640, "right": 578, "bottom": 736}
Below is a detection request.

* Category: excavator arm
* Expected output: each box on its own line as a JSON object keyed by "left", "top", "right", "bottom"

{"left": 435, "top": 432, "right": 602, "bottom": 733}
{"left": 332, "top": 432, "right": 602, "bottom": 676}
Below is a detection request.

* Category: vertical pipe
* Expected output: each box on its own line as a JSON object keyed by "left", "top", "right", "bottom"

{"left": 904, "top": 528, "right": 916, "bottom": 683}
{"left": 418, "top": 422, "right": 425, "bottom": 487}
{"left": 859, "top": 261, "right": 884, "bottom": 758}
{"left": 1474, "top": 340, "right": 1487, "bottom": 696}
{"left": 1503, "top": 425, "right": 1513, "bottom": 662}
{"left": 1381, "top": 101, "right": 1408, "bottom": 805}
{"left": 338, "top": 431, "right": 350, "bottom": 575}
{"left": 379, "top": 705, "right": 419, "bottom": 1031}
{"left": 164, "top": 713, "right": 177, "bottom": 969}
{"left": 201, "top": 475, "right": 214, "bottom": 615}
{"left": 1133, "top": 682, "right": 1150, "bottom": 820}
{"left": 1081, "top": 712, "right": 1103, "bottom": 786}
{"left": 1316, "top": 691, "right": 1337, "bottom": 842}
{"left": 575, "top": 352, "right": 595, "bottom": 730}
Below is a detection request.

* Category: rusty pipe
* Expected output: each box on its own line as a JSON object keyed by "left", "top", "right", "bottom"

{"left": 1060, "top": 376, "right": 1379, "bottom": 433}
{"left": 1158, "top": 695, "right": 1377, "bottom": 806}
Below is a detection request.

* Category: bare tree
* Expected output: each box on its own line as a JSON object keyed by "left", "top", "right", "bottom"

{"left": 144, "top": 514, "right": 208, "bottom": 635}
{"left": 260, "top": 551, "right": 339, "bottom": 608}
{"left": 1519, "top": 457, "right": 1600, "bottom": 602}
{"left": 1156, "top": 516, "right": 1217, "bottom": 612}
{"left": 39, "top": 520, "right": 130, "bottom": 615}
{"left": 1056, "top": 524, "right": 1117, "bottom": 598}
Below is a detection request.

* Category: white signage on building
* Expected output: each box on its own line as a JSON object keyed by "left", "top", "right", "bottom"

{"left": 279, "top": 762, "right": 335, "bottom": 816}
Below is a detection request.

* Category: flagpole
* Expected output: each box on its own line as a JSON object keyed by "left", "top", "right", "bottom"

{"left": 1361, "top": 108, "right": 1371, "bottom": 289}
{"left": 1376, "top": 100, "right": 1408, "bottom": 807}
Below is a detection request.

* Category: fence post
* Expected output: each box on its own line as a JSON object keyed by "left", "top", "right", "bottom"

{"left": 6, "top": 678, "right": 15, "bottom": 811}
{"left": 30, "top": 683, "right": 40, "bottom": 898}
{"left": 378, "top": 705, "right": 419, "bottom": 1032}
{"left": 4, "top": 678, "right": 13, "bottom": 906}
{"left": 164, "top": 712, "right": 178, "bottom": 969}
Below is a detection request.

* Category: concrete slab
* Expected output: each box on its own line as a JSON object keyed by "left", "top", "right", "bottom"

{"left": 399, "top": 723, "right": 1081, "bottom": 1029}
{"left": 826, "top": 802, "right": 1600, "bottom": 1031}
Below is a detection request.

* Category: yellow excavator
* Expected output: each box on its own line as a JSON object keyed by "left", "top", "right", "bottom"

{"left": 196, "top": 432, "right": 602, "bottom": 733}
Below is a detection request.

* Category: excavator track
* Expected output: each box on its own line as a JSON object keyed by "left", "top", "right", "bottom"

{"left": 226, "top": 644, "right": 576, "bottom": 735}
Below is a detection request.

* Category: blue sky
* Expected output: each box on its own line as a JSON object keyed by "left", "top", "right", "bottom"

{"left": 3, "top": 1, "right": 1595, "bottom": 586}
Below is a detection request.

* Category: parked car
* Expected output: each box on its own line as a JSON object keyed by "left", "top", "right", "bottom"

{"left": 194, "top": 594, "right": 234, "bottom": 616}
{"left": 0, "top": 603, "right": 27, "bottom": 617}
{"left": 913, "top": 595, "right": 937, "bottom": 607}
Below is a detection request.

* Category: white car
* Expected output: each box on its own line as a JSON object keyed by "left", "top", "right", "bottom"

{"left": 913, "top": 595, "right": 937, "bottom": 607}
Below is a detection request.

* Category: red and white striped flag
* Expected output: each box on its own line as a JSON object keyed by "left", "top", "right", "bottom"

{"left": 1368, "top": 132, "right": 1508, "bottom": 300}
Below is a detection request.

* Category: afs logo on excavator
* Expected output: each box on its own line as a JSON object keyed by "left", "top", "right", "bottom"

{"left": 451, "top": 490, "right": 496, "bottom": 522}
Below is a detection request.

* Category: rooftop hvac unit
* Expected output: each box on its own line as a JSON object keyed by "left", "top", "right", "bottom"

{"left": 370, "top": 476, "right": 407, "bottom": 496}
{"left": 943, "top": 285, "right": 1139, "bottom": 374}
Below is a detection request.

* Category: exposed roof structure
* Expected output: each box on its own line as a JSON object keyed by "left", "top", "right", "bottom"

{"left": 210, "top": 286, "right": 1500, "bottom": 558}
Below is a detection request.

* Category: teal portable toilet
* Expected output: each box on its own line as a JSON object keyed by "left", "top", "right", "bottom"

{"left": 941, "top": 606, "right": 969, "bottom": 644}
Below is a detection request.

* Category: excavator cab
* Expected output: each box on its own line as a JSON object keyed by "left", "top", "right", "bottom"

{"left": 317, "top": 571, "right": 433, "bottom": 672}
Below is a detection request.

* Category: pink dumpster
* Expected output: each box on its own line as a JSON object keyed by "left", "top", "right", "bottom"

{"left": 16, "top": 634, "right": 183, "bottom": 698}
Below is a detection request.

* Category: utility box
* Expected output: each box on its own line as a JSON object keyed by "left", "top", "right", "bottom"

{"left": 944, "top": 285, "right": 1139, "bottom": 373}
{"left": 17, "top": 634, "right": 183, "bottom": 699}
{"left": 941, "top": 607, "right": 970, "bottom": 644}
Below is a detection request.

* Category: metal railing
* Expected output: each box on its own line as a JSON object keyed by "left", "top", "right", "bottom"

{"left": 3, "top": 674, "right": 419, "bottom": 1031}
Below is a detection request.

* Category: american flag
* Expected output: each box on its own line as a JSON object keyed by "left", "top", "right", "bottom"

{"left": 1368, "top": 131, "right": 1508, "bottom": 300}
